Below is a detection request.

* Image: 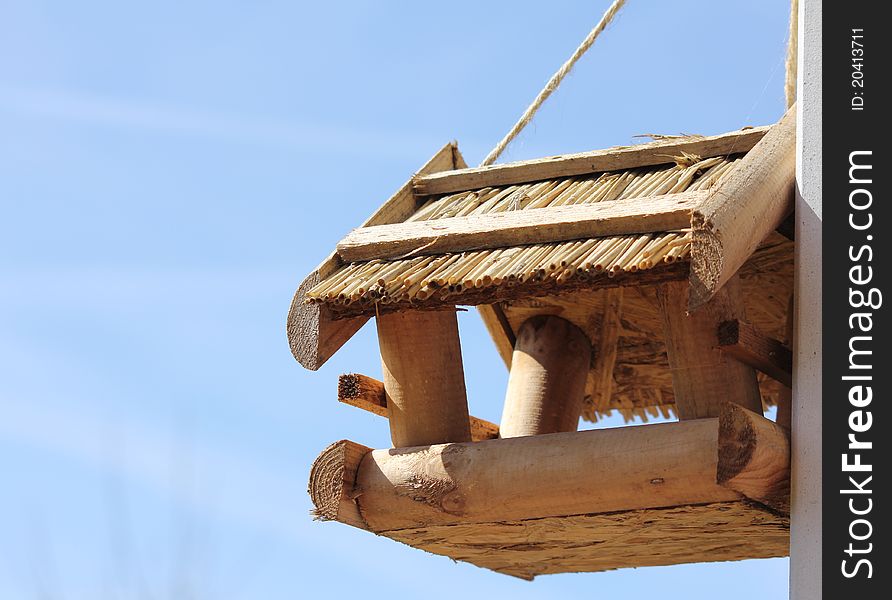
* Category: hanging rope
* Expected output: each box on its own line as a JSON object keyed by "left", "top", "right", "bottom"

{"left": 479, "top": 0, "right": 627, "bottom": 167}
{"left": 784, "top": 0, "right": 799, "bottom": 108}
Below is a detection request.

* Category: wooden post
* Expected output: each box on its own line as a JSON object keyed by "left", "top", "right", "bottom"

{"left": 500, "top": 315, "right": 592, "bottom": 437}
{"left": 658, "top": 276, "right": 763, "bottom": 419}
{"left": 377, "top": 310, "right": 472, "bottom": 447}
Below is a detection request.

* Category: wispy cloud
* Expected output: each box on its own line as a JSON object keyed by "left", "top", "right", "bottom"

{"left": 0, "top": 399, "right": 310, "bottom": 542}
{"left": 0, "top": 83, "right": 446, "bottom": 159}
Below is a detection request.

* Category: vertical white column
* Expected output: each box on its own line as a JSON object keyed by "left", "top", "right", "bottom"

{"left": 790, "top": 0, "right": 822, "bottom": 598}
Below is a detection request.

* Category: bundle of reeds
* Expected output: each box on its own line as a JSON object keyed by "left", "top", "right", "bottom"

{"left": 305, "top": 231, "right": 693, "bottom": 310}
{"left": 306, "top": 155, "right": 738, "bottom": 311}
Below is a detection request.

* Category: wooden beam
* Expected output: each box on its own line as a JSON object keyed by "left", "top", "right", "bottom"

{"left": 689, "top": 106, "right": 796, "bottom": 309}
{"left": 286, "top": 142, "right": 463, "bottom": 370}
{"left": 717, "top": 319, "right": 793, "bottom": 388}
{"left": 717, "top": 403, "right": 791, "bottom": 514}
{"left": 308, "top": 405, "right": 790, "bottom": 532}
{"left": 336, "top": 190, "right": 705, "bottom": 263}
{"left": 658, "top": 277, "right": 763, "bottom": 419}
{"left": 377, "top": 310, "right": 472, "bottom": 447}
{"left": 500, "top": 316, "right": 592, "bottom": 437}
{"left": 412, "top": 126, "right": 770, "bottom": 196}
{"left": 337, "top": 373, "right": 500, "bottom": 441}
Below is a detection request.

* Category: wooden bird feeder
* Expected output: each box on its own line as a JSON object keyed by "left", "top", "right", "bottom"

{"left": 290, "top": 106, "right": 796, "bottom": 579}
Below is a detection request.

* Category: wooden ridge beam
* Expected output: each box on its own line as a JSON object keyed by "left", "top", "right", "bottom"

{"left": 308, "top": 404, "right": 790, "bottom": 533}
{"left": 336, "top": 190, "right": 705, "bottom": 263}
{"left": 337, "top": 373, "right": 500, "bottom": 442}
{"left": 717, "top": 319, "right": 793, "bottom": 388}
{"left": 286, "top": 142, "right": 463, "bottom": 370}
{"left": 412, "top": 126, "right": 770, "bottom": 196}
{"left": 689, "top": 105, "right": 796, "bottom": 309}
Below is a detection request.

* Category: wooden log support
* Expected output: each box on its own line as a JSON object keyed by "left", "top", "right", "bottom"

{"left": 377, "top": 310, "right": 472, "bottom": 447}
{"left": 658, "top": 277, "right": 763, "bottom": 419}
{"left": 500, "top": 316, "right": 592, "bottom": 437}
{"left": 717, "top": 319, "right": 793, "bottom": 388}
{"left": 412, "top": 126, "right": 769, "bottom": 196}
{"left": 336, "top": 190, "right": 704, "bottom": 263}
{"left": 307, "top": 402, "right": 791, "bottom": 533}
{"left": 337, "top": 373, "right": 500, "bottom": 441}
{"left": 718, "top": 403, "right": 791, "bottom": 514}
{"left": 689, "top": 105, "right": 796, "bottom": 309}
{"left": 286, "top": 142, "right": 464, "bottom": 370}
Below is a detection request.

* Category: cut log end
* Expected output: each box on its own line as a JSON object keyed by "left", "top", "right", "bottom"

{"left": 287, "top": 271, "right": 368, "bottom": 371}
{"left": 717, "top": 319, "right": 741, "bottom": 346}
{"left": 308, "top": 440, "right": 372, "bottom": 529}
{"left": 717, "top": 403, "right": 791, "bottom": 514}
{"left": 287, "top": 271, "right": 324, "bottom": 370}
{"left": 716, "top": 404, "right": 758, "bottom": 485}
{"left": 688, "top": 229, "right": 724, "bottom": 311}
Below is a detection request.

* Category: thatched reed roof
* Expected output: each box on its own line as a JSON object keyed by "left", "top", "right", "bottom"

{"left": 290, "top": 123, "right": 794, "bottom": 422}
{"left": 305, "top": 156, "right": 738, "bottom": 314}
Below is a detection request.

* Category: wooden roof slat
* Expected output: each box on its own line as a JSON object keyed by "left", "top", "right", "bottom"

{"left": 336, "top": 190, "right": 706, "bottom": 263}
{"left": 412, "top": 126, "right": 770, "bottom": 197}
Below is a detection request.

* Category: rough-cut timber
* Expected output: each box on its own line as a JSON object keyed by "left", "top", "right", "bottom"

{"left": 658, "top": 277, "right": 763, "bottom": 419}
{"left": 326, "top": 419, "right": 739, "bottom": 531}
{"left": 718, "top": 403, "right": 791, "bottom": 514}
{"left": 287, "top": 142, "right": 463, "bottom": 370}
{"left": 377, "top": 310, "right": 472, "bottom": 447}
{"left": 337, "top": 190, "right": 704, "bottom": 263}
{"left": 308, "top": 405, "right": 791, "bottom": 576}
{"left": 500, "top": 316, "right": 591, "bottom": 437}
{"left": 717, "top": 319, "right": 793, "bottom": 388}
{"left": 412, "top": 126, "right": 769, "bottom": 196}
{"left": 690, "top": 106, "right": 796, "bottom": 309}
{"left": 308, "top": 439, "right": 371, "bottom": 530}
{"left": 385, "top": 502, "right": 789, "bottom": 579}
{"left": 337, "top": 373, "right": 499, "bottom": 441}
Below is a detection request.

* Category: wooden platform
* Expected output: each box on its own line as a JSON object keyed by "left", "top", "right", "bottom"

{"left": 386, "top": 501, "right": 789, "bottom": 580}
{"left": 309, "top": 404, "right": 790, "bottom": 578}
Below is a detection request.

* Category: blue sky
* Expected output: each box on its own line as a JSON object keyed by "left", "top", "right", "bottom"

{"left": 1, "top": 1, "right": 792, "bottom": 598}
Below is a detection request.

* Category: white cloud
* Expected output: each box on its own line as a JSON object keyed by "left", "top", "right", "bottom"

{"left": 0, "top": 83, "right": 443, "bottom": 159}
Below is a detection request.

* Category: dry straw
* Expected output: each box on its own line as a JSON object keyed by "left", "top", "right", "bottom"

{"left": 306, "top": 154, "right": 732, "bottom": 310}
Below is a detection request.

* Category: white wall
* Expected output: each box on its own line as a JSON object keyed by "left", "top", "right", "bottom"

{"left": 790, "top": 0, "right": 822, "bottom": 597}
